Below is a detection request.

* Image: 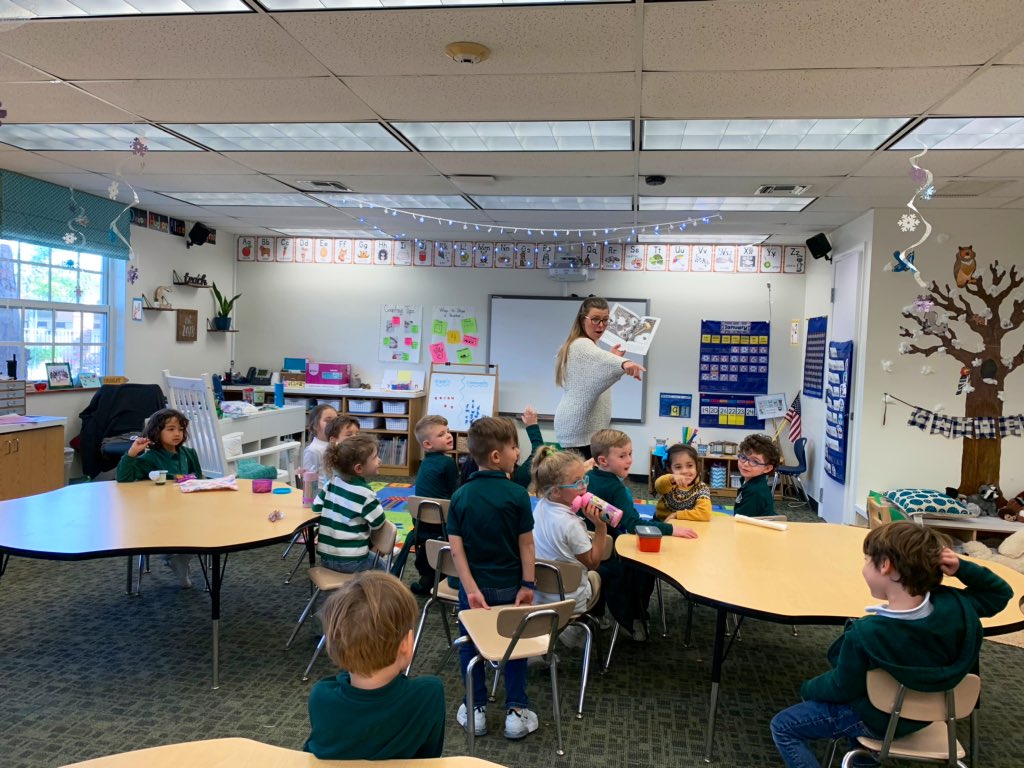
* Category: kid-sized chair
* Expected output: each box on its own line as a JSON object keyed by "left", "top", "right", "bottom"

{"left": 771, "top": 437, "right": 809, "bottom": 502}
{"left": 406, "top": 538, "right": 461, "bottom": 676}
{"left": 161, "top": 370, "right": 299, "bottom": 481}
{"left": 827, "top": 669, "right": 981, "bottom": 768}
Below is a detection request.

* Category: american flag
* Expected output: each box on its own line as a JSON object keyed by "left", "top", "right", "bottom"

{"left": 785, "top": 393, "right": 802, "bottom": 442}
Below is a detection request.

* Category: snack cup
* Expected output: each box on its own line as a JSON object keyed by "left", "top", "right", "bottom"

{"left": 148, "top": 470, "right": 168, "bottom": 485}
{"left": 252, "top": 478, "right": 273, "bottom": 493}
{"left": 635, "top": 524, "right": 663, "bottom": 553}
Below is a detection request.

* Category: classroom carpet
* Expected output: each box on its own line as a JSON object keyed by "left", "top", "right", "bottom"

{"left": 2, "top": 481, "right": 1023, "bottom": 768}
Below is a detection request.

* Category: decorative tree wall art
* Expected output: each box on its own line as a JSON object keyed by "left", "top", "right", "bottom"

{"left": 898, "top": 251, "right": 1024, "bottom": 493}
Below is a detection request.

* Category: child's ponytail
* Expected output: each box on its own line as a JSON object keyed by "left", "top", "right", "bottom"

{"left": 529, "top": 445, "right": 583, "bottom": 497}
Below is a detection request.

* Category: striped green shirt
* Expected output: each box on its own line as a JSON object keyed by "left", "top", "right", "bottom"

{"left": 313, "top": 474, "right": 385, "bottom": 567}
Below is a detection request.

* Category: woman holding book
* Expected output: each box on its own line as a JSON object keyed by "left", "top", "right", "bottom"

{"left": 553, "top": 297, "right": 645, "bottom": 458}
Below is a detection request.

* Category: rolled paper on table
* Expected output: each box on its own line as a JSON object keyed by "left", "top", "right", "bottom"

{"left": 734, "top": 514, "right": 788, "bottom": 531}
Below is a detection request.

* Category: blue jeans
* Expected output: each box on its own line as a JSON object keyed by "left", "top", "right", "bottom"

{"left": 322, "top": 552, "right": 386, "bottom": 574}
{"left": 770, "top": 700, "right": 878, "bottom": 768}
{"left": 458, "top": 585, "right": 528, "bottom": 710}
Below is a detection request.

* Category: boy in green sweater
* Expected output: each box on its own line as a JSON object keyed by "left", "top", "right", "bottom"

{"left": 733, "top": 433, "right": 780, "bottom": 517}
{"left": 305, "top": 571, "right": 445, "bottom": 760}
{"left": 770, "top": 522, "right": 1012, "bottom": 768}
{"left": 585, "top": 429, "right": 697, "bottom": 641}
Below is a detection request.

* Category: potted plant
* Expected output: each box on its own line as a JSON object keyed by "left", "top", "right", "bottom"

{"left": 211, "top": 282, "right": 241, "bottom": 331}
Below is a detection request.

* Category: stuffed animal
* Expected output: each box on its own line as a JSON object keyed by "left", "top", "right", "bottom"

{"left": 1000, "top": 491, "right": 1024, "bottom": 523}
{"left": 963, "top": 484, "right": 1001, "bottom": 517}
{"left": 962, "top": 529, "right": 1024, "bottom": 575}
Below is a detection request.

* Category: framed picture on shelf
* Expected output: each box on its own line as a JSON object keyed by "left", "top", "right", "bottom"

{"left": 78, "top": 372, "right": 101, "bottom": 388}
{"left": 131, "top": 297, "right": 143, "bottom": 321}
{"left": 45, "top": 362, "right": 73, "bottom": 390}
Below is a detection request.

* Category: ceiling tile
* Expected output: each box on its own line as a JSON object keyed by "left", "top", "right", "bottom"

{"left": 853, "top": 151, "right": 1003, "bottom": 177}
{"left": 273, "top": 7, "right": 635, "bottom": 77}
{"left": 0, "top": 82, "right": 136, "bottom": 122}
{"left": 73, "top": 78, "right": 376, "bottom": 123}
{"left": 638, "top": 151, "right": 872, "bottom": 177}
{"left": 426, "top": 152, "right": 635, "bottom": 176}
{"left": 934, "top": 66, "right": 1024, "bottom": 114}
{"left": 454, "top": 177, "right": 633, "bottom": 196}
{"left": 968, "top": 152, "right": 1024, "bottom": 177}
{"left": 644, "top": 176, "right": 842, "bottom": 197}
{"left": 643, "top": 69, "right": 967, "bottom": 119}
{"left": 345, "top": 73, "right": 634, "bottom": 121}
{"left": 0, "top": 16, "right": 329, "bottom": 80}
{"left": 32, "top": 151, "right": 254, "bottom": 174}
{"left": 0, "top": 54, "right": 50, "bottom": 82}
{"left": 0, "top": 148, "right": 92, "bottom": 174}
{"left": 644, "top": 1, "right": 1024, "bottom": 71}
{"left": 224, "top": 152, "right": 438, "bottom": 175}
{"left": 309, "top": 176, "right": 461, "bottom": 195}
{"left": 125, "top": 174, "right": 293, "bottom": 193}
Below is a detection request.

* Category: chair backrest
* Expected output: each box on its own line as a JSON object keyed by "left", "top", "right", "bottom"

{"left": 370, "top": 520, "right": 398, "bottom": 568}
{"left": 424, "top": 539, "right": 459, "bottom": 580}
{"left": 535, "top": 559, "right": 584, "bottom": 598}
{"left": 161, "top": 370, "right": 230, "bottom": 477}
{"left": 407, "top": 495, "right": 450, "bottom": 526}
{"left": 792, "top": 437, "right": 808, "bottom": 471}
{"left": 867, "top": 497, "right": 896, "bottom": 529}
{"left": 495, "top": 599, "right": 575, "bottom": 640}
{"left": 589, "top": 530, "right": 614, "bottom": 561}
{"left": 866, "top": 668, "right": 980, "bottom": 723}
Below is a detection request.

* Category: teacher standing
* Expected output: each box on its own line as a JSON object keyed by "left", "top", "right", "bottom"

{"left": 554, "top": 297, "right": 645, "bottom": 457}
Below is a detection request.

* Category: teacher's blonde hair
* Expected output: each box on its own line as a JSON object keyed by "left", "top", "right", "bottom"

{"left": 555, "top": 297, "right": 609, "bottom": 387}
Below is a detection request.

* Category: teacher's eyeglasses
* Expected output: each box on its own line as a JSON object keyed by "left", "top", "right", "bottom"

{"left": 558, "top": 477, "right": 590, "bottom": 491}
{"left": 585, "top": 316, "right": 609, "bottom": 326}
{"left": 737, "top": 453, "right": 768, "bottom": 467}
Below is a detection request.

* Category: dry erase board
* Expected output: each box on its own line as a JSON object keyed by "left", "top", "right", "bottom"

{"left": 426, "top": 369, "right": 497, "bottom": 432}
{"left": 487, "top": 295, "right": 649, "bottom": 422}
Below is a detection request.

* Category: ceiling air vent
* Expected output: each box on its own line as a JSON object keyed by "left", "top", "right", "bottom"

{"left": 932, "top": 180, "right": 1010, "bottom": 198}
{"left": 755, "top": 184, "right": 811, "bottom": 196}
{"left": 294, "top": 180, "right": 350, "bottom": 191}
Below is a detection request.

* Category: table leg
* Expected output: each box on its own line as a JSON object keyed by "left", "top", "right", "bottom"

{"left": 211, "top": 551, "right": 221, "bottom": 690}
{"left": 703, "top": 607, "right": 728, "bottom": 763}
{"left": 0, "top": 552, "right": 9, "bottom": 578}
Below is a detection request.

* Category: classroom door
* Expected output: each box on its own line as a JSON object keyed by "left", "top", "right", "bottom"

{"left": 818, "top": 248, "right": 863, "bottom": 525}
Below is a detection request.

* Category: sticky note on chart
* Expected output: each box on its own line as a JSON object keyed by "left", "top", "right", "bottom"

{"left": 447, "top": 330, "right": 462, "bottom": 344}
{"left": 433, "top": 319, "right": 447, "bottom": 335}
{"left": 463, "top": 334, "right": 479, "bottom": 347}
{"left": 462, "top": 317, "right": 478, "bottom": 334}
{"left": 456, "top": 347, "right": 473, "bottom": 363}
{"left": 430, "top": 342, "right": 448, "bottom": 364}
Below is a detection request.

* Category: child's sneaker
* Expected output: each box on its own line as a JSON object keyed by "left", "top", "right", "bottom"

{"left": 457, "top": 703, "right": 488, "bottom": 736}
{"left": 557, "top": 623, "right": 587, "bottom": 650}
{"left": 632, "top": 619, "right": 649, "bottom": 642}
{"left": 165, "top": 554, "right": 193, "bottom": 589}
{"left": 504, "top": 708, "right": 539, "bottom": 740}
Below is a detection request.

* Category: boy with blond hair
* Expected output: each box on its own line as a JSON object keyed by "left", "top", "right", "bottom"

{"left": 448, "top": 416, "right": 539, "bottom": 740}
{"left": 586, "top": 429, "right": 697, "bottom": 641}
{"left": 771, "top": 522, "right": 1011, "bottom": 767}
{"left": 305, "top": 571, "right": 445, "bottom": 760}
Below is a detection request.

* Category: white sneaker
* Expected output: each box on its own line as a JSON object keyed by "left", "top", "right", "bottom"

{"left": 457, "top": 703, "right": 487, "bottom": 736}
{"left": 165, "top": 554, "right": 193, "bottom": 589}
{"left": 632, "top": 619, "right": 649, "bottom": 642}
{"left": 504, "top": 708, "right": 539, "bottom": 740}
{"left": 596, "top": 613, "right": 615, "bottom": 631}
{"left": 557, "top": 623, "right": 587, "bottom": 650}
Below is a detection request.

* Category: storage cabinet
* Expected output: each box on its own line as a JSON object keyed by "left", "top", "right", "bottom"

{"left": 0, "top": 379, "right": 26, "bottom": 415}
{"left": 0, "top": 424, "right": 65, "bottom": 501}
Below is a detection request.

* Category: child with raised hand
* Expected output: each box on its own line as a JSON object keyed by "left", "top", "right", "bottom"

{"left": 302, "top": 403, "right": 339, "bottom": 480}
{"left": 305, "top": 571, "right": 445, "bottom": 760}
{"left": 586, "top": 429, "right": 697, "bottom": 640}
{"left": 314, "top": 434, "right": 387, "bottom": 574}
{"left": 734, "top": 433, "right": 781, "bottom": 518}
{"left": 770, "top": 523, "right": 1011, "bottom": 768}
{"left": 116, "top": 408, "right": 203, "bottom": 587}
{"left": 654, "top": 443, "right": 712, "bottom": 522}
{"left": 530, "top": 446, "right": 607, "bottom": 647}
{"left": 447, "top": 416, "right": 539, "bottom": 741}
{"left": 458, "top": 406, "right": 547, "bottom": 489}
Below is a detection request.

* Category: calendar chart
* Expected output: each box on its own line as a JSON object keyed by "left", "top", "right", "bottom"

{"left": 698, "top": 320, "right": 771, "bottom": 394}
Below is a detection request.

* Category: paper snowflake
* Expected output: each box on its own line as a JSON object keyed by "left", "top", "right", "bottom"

{"left": 127, "top": 265, "right": 139, "bottom": 285}
{"left": 881, "top": 360, "right": 893, "bottom": 372}
{"left": 74, "top": 214, "right": 89, "bottom": 227}
{"left": 62, "top": 232, "right": 77, "bottom": 245}
{"left": 920, "top": 185, "right": 936, "bottom": 201}
{"left": 897, "top": 213, "right": 920, "bottom": 233}
{"left": 920, "top": 366, "right": 934, "bottom": 375}
{"left": 130, "top": 137, "right": 149, "bottom": 157}
{"left": 108, "top": 180, "right": 120, "bottom": 200}
{"left": 911, "top": 296, "right": 934, "bottom": 314}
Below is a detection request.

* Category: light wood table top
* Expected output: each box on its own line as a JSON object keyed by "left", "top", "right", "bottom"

{"left": 60, "top": 738, "right": 506, "bottom": 768}
{"left": 617, "top": 515, "right": 1024, "bottom": 632}
{"left": 0, "top": 479, "right": 317, "bottom": 559}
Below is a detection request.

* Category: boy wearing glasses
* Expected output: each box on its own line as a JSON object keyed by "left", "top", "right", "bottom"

{"left": 734, "top": 434, "right": 781, "bottom": 518}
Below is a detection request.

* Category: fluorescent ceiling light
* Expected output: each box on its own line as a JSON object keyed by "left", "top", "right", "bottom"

{"left": 0, "top": 124, "right": 197, "bottom": 151}
{"left": 163, "top": 123, "right": 406, "bottom": 152}
{"left": 0, "top": 0, "right": 248, "bottom": 18}
{"left": 257, "top": 0, "right": 626, "bottom": 10}
{"left": 161, "top": 193, "right": 325, "bottom": 207}
{"left": 643, "top": 118, "right": 908, "bottom": 151}
{"left": 640, "top": 196, "right": 814, "bottom": 212}
{"left": 392, "top": 121, "right": 632, "bottom": 152}
{"left": 892, "top": 117, "right": 1024, "bottom": 150}
{"left": 312, "top": 194, "right": 472, "bottom": 209}
{"left": 274, "top": 229, "right": 388, "bottom": 238}
{"left": 472, "top": 196, "right": 633, "bottom": 210}
{"left": 638, "top": 234, "right": 769, "bottom": 245}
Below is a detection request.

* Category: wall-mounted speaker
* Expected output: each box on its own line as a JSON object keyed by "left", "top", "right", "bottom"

{"left": 187, "top": 222, "right": 211, "bottom": 249}
{"left": 806, "top": 232, "right": 832, "bottom": 261}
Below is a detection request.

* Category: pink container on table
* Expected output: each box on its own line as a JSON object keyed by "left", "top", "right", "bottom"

{"left": 252, "top": 479, "right": 273, "bottom": 493}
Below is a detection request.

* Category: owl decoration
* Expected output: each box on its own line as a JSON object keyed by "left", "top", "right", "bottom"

{"left": 953, "top": 245, "right": 977, "bottom": 288}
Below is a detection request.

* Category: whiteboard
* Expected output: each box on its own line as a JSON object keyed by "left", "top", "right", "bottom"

{"left": 427, "top": 370, "right": 498, "bottom": 432}
{"left": 487, "top": 295, "right": 649, "bottom": 423}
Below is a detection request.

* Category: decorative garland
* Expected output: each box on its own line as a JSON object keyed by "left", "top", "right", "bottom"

{"left": 883, "top": 393, "right": 1021, "bottom": 440}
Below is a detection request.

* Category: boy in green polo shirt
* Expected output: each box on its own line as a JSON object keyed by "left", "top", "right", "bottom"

{"left": 447, "top": 416, "right": 539, "bottom": 741}
{"left": 770, "top": 522, "right": 1011, "bottom": 768}
{"left": 734, "top": 433, "right": 780, "bottom": 518}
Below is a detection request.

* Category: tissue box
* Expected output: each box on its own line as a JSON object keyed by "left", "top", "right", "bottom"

{"left": 305, "top": 362, "right": 350, "bottom": 387}
{"left": 635, "top": 525, "right": 663, "bottom": 553}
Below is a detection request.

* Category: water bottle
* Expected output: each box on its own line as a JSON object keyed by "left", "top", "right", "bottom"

{"left": 571, "top": 492, "right": 623, "bottom": 528}
{"left": 302, "top": 470, "right": 319, "bottom": 508}
{"left": 274, "top": 381, "right": 285, "bottom": 408}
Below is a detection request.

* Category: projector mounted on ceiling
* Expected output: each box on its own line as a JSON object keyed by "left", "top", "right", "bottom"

{"left": 547, "top": 255, "right": 595, "bottom": 282}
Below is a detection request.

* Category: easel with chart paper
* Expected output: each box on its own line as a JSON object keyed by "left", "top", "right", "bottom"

{"left": 426, "top": 364, "right": 499, "bottom": 433}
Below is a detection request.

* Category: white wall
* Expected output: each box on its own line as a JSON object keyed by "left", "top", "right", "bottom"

{"left": 234, "top": 258, "right": 809, "bottom": 473}
{"left": 854, "top": 209, "right": 1024, "bottom": 502}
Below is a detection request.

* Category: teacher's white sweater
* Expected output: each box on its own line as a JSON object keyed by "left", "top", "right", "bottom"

{"left": 554, "top": 338, "right": 627, "bottom": 448}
